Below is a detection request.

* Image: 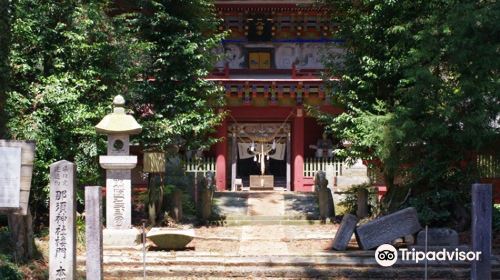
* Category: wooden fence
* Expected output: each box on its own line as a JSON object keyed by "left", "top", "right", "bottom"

{"left": 478, "top": 154, "right": 500, "bottom": 178}
{"left": 303, "top": 157, "right": 344, "bottom": 177}
{"left": 184, "top": 157, "right": 216, "bottom": 176}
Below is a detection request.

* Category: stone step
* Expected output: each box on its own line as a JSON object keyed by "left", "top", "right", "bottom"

{"left": 98, "top": 265, "right": 492, "bottom": 279}
{"left": 213, "top": 191, "right": 321, "bottom": 221}
{"left": 223, "top": 215, "right": 319, "bottom": 221}
{"left": 76, "top": 253, "right": 500, "bottom": 279}
{"left": 81, "top": 252, "right": 500, "bottom": 266}
{"left": 223, "top": 219, "right": 325, "bottom": 226}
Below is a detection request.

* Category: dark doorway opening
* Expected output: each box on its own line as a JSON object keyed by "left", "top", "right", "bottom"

{"left": 237, "top": 155, "right": 286, "bottom": 188}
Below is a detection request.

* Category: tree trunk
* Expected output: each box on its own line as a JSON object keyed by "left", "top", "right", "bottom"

{"left": 7, "top": 209, "right": 34, "bottom": 263}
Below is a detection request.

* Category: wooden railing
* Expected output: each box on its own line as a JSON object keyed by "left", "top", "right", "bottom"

{"left": 478, "top": 154, "right": 500, "bottom": 178}
{"left": 184, "top": 157, "right": 216, "bottom": 175}
{"left": 303, "top": 157, "right": 343, "bottom": 177}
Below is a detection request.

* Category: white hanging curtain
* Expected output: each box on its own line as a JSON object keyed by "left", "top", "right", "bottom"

{"left": 237, "top": 142, "right": 286, "bottom": 161}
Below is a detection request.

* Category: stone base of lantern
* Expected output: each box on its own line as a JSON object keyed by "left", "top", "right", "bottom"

{"left": 103, "top": 228, "right": 141, "bottom": 247}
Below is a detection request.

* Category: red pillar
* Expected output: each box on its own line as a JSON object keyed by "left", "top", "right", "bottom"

{"left": 293, "top": 107, "right": 305, "bottom": 191}
{"left": 215, "top": 117, "right": 227, "bottom": 191}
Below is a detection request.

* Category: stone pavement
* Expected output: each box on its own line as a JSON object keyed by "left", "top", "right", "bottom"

{"left": 82, "top": 190, "right": 500, "bottom": 279}
{"left": 191, "top": 224, "right": 339, "bottom": 256}
{"left": 214, "top": 191, "right": 320, "bottom": 221}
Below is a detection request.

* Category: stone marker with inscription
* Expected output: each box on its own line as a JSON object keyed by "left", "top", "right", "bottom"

{"left": 49, "top": 160, "right": 76, "bottom": 280}
{"left": 332, "top": 214, "right": 358, "bottom": 251}
{"left": 85, "top": 186, "right": 103, "bottom": 280}
{"left": 95, "top": 95, "right": 142, "bottom": 246}
{"left": 355, "top": 207, "right": 421, "bottom": 250}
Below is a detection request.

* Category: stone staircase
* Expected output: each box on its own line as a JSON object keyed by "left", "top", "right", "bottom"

{"left": 79, "top": 249, "right": 500, "bottom": 279}
{"left": 213, "top": 191, "right": 322, "bottom": 225}
{"left": 87, "top": 192, "right": 500, "bottom": 279}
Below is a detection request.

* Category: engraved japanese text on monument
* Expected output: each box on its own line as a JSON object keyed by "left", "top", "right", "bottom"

{"left": 49, "top": 161, "right": 75, "bottom": 280}
{"left": 112, "top": 178, "right": 126, "bottom": 227}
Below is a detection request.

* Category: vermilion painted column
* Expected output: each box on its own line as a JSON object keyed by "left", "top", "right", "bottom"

{"left": 293, "top": 107, "right": 305, "bottom": 191}
{"left": 215, "top": 117, "right": 227, "bottom": 191}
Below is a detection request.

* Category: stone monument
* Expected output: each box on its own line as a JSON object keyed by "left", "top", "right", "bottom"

{"left": 314, "top": 171, "right": 334, "bottom": 220}
{"left": 49, "top": 160, "right": 76, "bottom": 280}
{"left": 95, "top": 95, "right": 142, "bottom": 246}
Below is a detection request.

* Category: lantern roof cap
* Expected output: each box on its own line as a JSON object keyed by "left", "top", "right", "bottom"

{"left": 95, "top": 95, "right": 142, "bottom": 135}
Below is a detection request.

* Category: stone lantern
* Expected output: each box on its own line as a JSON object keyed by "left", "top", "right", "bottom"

{"left": 95, "top": 95, "right": 142, "bottom": 245}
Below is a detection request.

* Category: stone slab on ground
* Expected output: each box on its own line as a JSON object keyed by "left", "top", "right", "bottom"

{"left": 213, "top": 192, "right": 249, "bottom": 216}
{"left": 238, "top": 240, "right": 289, "bottom": 255}
{"left": 284, "top": 193, "right": 320, "bottom": 219}
{"left": 332, "top": 214, "right": 358, "bottom": 251}
{"left": 103, "top": 228, "right": 140, "bottom": 247}
{"left": 355, "top": 207, "right": 421, "bottom": 250}
{"left": 247, "top": 192, "right": 285, "bottom": 216}
{"left": 416, "top": 228, "right": 459, "bottom": 246}
{"left": 241, "top": 225, "right": 285, "bottom": 241}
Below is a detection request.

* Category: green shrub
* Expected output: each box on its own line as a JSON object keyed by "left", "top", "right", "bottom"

{"left": 493, "top": 204, "right": 500, "bottom": 232}
{"left": 0, "top": 255, "right": 23, "bottom": 280}
{"left": 337, "top": 183, "right": 379, "bottom": 216}
{"left": 407, "top": 188, "right": 467, "bottom": 227}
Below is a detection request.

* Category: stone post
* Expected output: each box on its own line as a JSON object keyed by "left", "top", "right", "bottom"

{"left": 356, "top": 188, "right": 369, "bottom": 218}
{"left": 286, "top": 132, "right": 291, "bottom": 191}
{"left": 49, "top": 160, "right": 76, "bottom": 280}
{"left": 85, "top": 186, "right": 103, "bottom": 280}
{"left": 471, "top": 183, "right": 492, "bottom": 280}
{"left": 231, "top": 132, "right": 237, "bottom": 191}
{"left": 95, "top": 95, "right": 142, "bottom": 246}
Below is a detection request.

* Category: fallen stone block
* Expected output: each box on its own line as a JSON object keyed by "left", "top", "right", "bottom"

{"left": 416, "top": 228, "right": 459, "bottom": 246}
{"left": 404, "top": 234, "right": 415, "bottom": 246}
{"left": 332, "top": 214, "right": 358, "bottom": 251}
{"left": 355, "top": 207, "right": 421, "bottom": 250}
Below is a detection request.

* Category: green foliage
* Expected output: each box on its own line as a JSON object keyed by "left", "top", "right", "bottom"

{"left": 493, "top": 204, "right": 500, "bottom": 232}
{"left": 0, "top": 258, "right": 23, "bottom": 280}
{"left": 407, "top": 189, "right": 460, "bottom": 226}
{"left": 76, "top": 214, "right": 86, "bottom": 245}
{"left": 337, "top": 183, "right": 378, "bottom": 216}
{"left": 317, "top": 0, "right": 499, "bottom": 221}
{"left": 124, "top": 0, "right": 226, "bottom": 152}
{"left": 0, "top": 228, "right": 23, "bottom": 280}
{"left": 4, "top": 0, "right": 225, "bottom": 228}
{"left": 5, "top": 0, "right": 136, "bottom": 224}
{"left": 181, "top": 191, "right": 197, "bottom": 216}
{"left": 0, "top": 1, "right": 11, "bottom": 136}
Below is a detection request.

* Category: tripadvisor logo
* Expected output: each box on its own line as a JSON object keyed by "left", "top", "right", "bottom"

{"left": 375, "top": 244, "right": 482, "bottom": 267}
{"left": 375, "top": 244, "right": 398, "bottom": 267}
